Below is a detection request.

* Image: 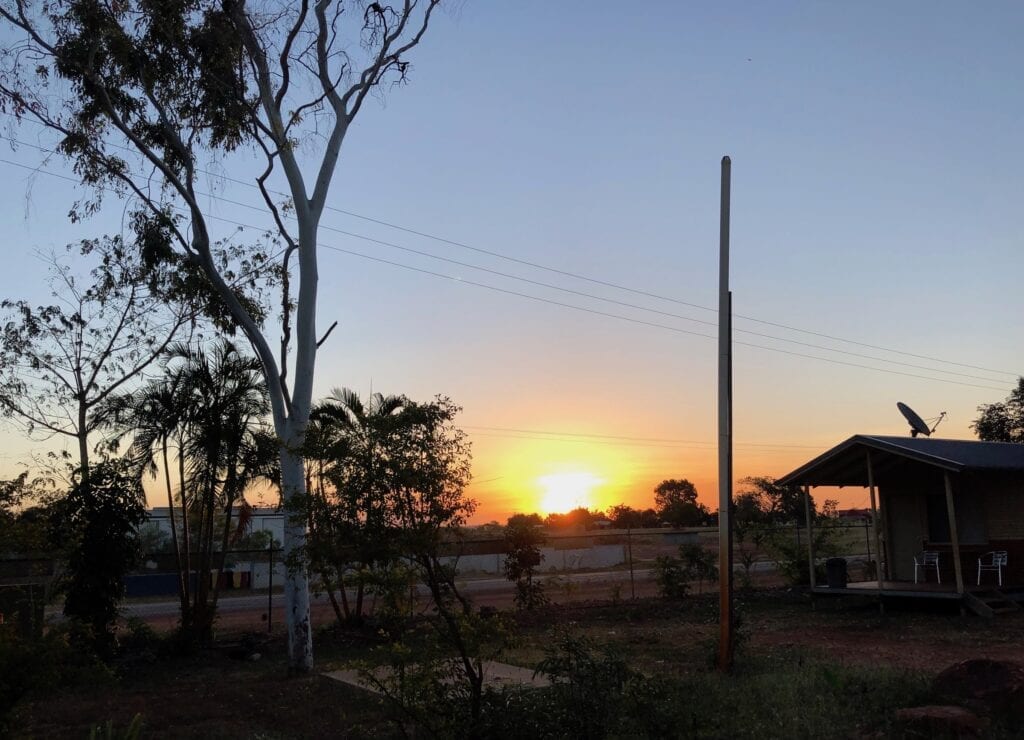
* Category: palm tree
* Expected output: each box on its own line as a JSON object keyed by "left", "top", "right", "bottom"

{"left": 306, "top": 388, "right": 407, "bottom": 624}
{"left": 114, "top": 340, "right": 277, "bottom": 643}
{"left": 118, "top": 376, "right": 192, "bottom": 624}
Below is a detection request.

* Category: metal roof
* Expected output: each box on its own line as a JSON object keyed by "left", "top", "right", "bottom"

{"left": 777, "top": 435, "right": 1024, "bottom": 487}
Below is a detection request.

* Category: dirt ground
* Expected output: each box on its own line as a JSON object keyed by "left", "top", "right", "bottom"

{"left": 13, "top": 589, "right": 1024, "bottom": 737}
{"left": 754, "top": 596, "right": 1024, "bottom": 673}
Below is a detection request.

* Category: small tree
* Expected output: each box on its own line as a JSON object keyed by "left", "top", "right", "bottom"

{"left": 654, "top": 479, "right": 710, "bottom": 527}
{"left": 58, "top": 459, "right": 147, "bottom": 654}
{"left": 736, "top": 476, "right": 811, "bottom": 525}
{"left": 304, "top": 389, "right": 408, "bottom": 626}
{"left": 680, "top": 544, "right": 718, "bottom": 594}
{"left": 973, "top": 378, "right": 1024, "bottom": 443}
{"left": 504, "top": 514, "right": 548, "bottom": 610}
{"left": 654, "top": 543, "right": 719, "bottom": 599}
{"left": 113, "top": 340, "right": 277, "bottom": 644}
{"left": 0, "top": 240, "right": 190, "bottom": 489}
{"left": 0, "top": 472, "right": 57, "bottom": 554}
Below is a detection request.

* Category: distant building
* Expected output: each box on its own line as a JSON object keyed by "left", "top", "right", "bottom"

{"left": 835, "top": 508, "right": 873, "bottom": 523}
{"left": 148, "top": 506, "right": 284, "bottom": 545}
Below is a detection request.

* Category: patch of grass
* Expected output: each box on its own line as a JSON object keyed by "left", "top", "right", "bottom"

{"left": 667, "top": 650, "right": 931, "bottom": 739}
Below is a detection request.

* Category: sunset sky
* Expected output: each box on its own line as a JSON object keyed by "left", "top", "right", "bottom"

{"left": 1, "top": 2, "right": 1023, "bottom": 523}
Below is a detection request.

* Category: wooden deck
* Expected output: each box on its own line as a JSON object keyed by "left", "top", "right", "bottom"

{"left": 813, "top": 580, "right": 1024, "bottom": 615}
{"left": 813, "top": 580, "right": 965, "bottom": 599}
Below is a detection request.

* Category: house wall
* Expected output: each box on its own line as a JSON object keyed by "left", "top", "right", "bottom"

{"left": 882, "top": 472, "right": 1024, "bottom": 586}
{"left": 883, "top": 490, "right": 927, "bottom": 581}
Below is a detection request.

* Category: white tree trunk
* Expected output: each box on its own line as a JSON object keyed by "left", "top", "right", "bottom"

{"left": 279, "top": 434, "right": 313, "bottom": 671}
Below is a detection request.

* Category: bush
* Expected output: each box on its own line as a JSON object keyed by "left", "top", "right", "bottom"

{"left": 654, "top": 544, "right": 719, "bottom": 599}
{"left": 0, "top": 624, "right": 112, "bottom": 734}
{"left": 654, "top": 554, "right": 691, "bottom": 599}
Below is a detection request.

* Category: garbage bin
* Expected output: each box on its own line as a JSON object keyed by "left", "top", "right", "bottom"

{"left": 826, "top": 557, "right": 848, "bottom": 588}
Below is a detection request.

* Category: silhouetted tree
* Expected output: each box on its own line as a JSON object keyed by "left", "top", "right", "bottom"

{"left": 59, "top": 459, "right": 147, "bottom": 654}
{"left": 304, "top": 388, "right": 408, "bottom": 625}
{"left": 112, "top": 340, "right": 277, "bottom": 644}
{"left": 736, "top": 476, "right": 810, "bottom": 525}
{"left": 654, "top": 479, "right": 709, "bottom": 527}
{"left": 973, "top": 378, "right": 1024, "bottom": 444}
{"left": 0, "top": 241, "right": 189, "bottom": 491}
{"left": 1, "top": 0, "right": 445, "bottom": 672}
{"left": 609, "top": 504, "right": 643, "bottom": 529}
{"left": 546, "top": 507, "right": 602, "bottom": 531}
{"left": 504, "top": 516, "right": 547, "bottom": 609}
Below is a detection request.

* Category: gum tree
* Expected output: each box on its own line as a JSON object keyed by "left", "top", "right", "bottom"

{"left": 0, "top": 0, "right": 443, "bottom": 671}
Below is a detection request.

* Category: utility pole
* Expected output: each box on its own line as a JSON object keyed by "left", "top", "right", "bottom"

{"left": 717, "top": 155, "right": 734, "bottom": 672}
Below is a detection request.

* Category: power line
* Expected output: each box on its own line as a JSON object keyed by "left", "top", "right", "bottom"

{"left": 0, "top": 154, "right": 1013, "bottom": 393}
{"left": 462, "top": 425, "right": 823, "bottom": 449}
{"left": 6, "top": 138, "right": 1014, "bottom": 384}
{"left": 309, "top": 239, "right": 1009, "bottom": 392}
{"left": 2, "top": 122, "right": 1018, "bottom": 379}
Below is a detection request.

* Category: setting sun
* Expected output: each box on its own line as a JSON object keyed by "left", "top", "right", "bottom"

{"left": 537, "top": 472, "right": 604, "bottom": 515}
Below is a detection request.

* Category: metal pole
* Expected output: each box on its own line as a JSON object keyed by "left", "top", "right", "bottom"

{"left": 717, "top": 155, "right": 733, "bottom": 672}
{"left": 267, "top": 543, "right": 274, "bottom": 633}
{"left": 627, "top": 526, "right": 636, "bottom": 600}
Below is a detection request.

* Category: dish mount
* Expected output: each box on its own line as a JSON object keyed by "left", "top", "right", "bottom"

{"left": 897, "top": 402, "right": 946, "bottom": 437}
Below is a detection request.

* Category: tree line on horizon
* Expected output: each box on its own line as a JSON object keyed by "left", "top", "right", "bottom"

{"left": 493, "top": 474, "right": 821, "bottom": 533}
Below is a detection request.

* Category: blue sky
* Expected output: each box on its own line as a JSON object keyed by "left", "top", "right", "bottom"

{"left": 1, "top": 2, "right": 1022, "bottom": 519}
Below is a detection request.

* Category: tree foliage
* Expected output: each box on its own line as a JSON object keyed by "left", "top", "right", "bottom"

{"left": 735, "top": 476, "right": 811, "bottom": 526}
{"left": 654, "top": 478, "right": 710, "bottom": 527}
{"left": 112, "top": 339, "right": 277, "bottom": 643}
{"left": 0, "top": 0, "right": 445, "bottom": 672}
{"left": 0, "top": 473, "right": 57, "bottom": 553}
{"left": 304, "top": 388, "right": 410, "bottom": 625}
{"left": 306, "top": 390, "right": 486, "bottom": 720}
{"left": 58, "top": 458, "right": 147, "bottom": 653}
{"left": 654, "top": 544, "right": 719, "bottom": 599}
{"left": 0, "top": 240, "right": 190, "bottom": 484}
{"left": 305, "top": 391, "right": 476, "bottom": 627}
{"left": 608, "top": 504, "right": 661, "bottom": 529}
{"left": 973, "top": 377, "right": 1024, "bottom": 444}
{"left": 504, "top": 515, "right": 548, "bottom": 610}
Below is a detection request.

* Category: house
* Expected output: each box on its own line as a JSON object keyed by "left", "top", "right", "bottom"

{"left": 835, "top": 507, "right": 873, "bottom": 524}
{"left": 778, "top": 435, "right": 1024, "bottom": 614}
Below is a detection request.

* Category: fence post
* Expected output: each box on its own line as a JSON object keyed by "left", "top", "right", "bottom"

{"left": 627, "top": 527, "right": 635, "bottom": 600}
{"left": 267, "top": 543, "right": 273, "bottom": 633}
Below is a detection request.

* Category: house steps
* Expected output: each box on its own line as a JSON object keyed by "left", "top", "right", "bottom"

{"left": 963, "top": 589, "right": 1021, "bottom": 618}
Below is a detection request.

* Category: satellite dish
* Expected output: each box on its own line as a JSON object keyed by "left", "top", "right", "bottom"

{"left": 897, "top": 402, "right": 946, "bottom": 437}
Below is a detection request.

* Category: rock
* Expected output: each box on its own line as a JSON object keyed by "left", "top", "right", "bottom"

{"left": 933, "top": 658, "right": 1024, "bottom": 720}
{"left": 893, "top": 705, "right": 987, "bottom": 738}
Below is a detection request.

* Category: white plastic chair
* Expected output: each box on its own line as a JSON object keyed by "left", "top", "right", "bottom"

{"left": 914, "top": 551, "right": 940, "bottom": 584}
{"left": 977, "top": 551, "right": 1008, "bottom": 586}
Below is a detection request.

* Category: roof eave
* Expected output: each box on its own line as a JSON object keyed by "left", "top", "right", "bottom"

{"left": 777, "top": 434, "right": 965, "bottom": 487}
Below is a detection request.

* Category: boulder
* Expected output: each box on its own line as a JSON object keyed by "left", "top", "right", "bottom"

{"left": 893, "top": 705, "right": 987, "bottom": 738}
{"left": 932, "top": 658, "right": 1024, "bottom": 720}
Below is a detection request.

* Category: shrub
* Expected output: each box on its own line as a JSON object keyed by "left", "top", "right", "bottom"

{"left": 0, "top": 623, "right": 112, "bottom": 734}
{"left": 655, "top": 544, "right": 719, "bottom": 599}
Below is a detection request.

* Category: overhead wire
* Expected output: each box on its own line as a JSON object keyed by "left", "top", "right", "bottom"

{"left": 1, "top": 120, "right": 1018, "bottom": 380}
{"left": 0, "top": 152, "right": 1014, "bottom": 393}
{"left": 461, "top": 425, "right": 823, "bottom": 449}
